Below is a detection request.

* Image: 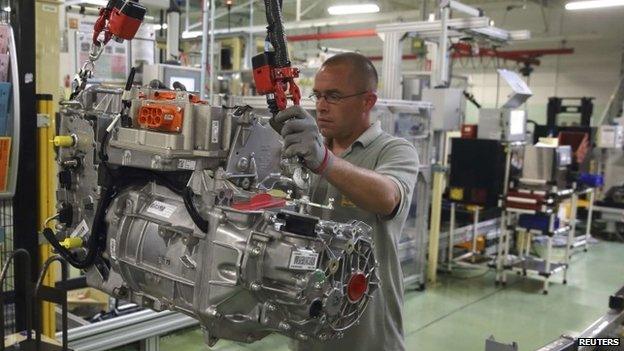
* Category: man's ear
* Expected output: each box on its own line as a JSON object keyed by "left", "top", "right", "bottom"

{"left": 364, "top": 92, "right": 378, "bottom": 112}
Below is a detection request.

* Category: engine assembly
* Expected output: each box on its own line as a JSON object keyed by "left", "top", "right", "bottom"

{"left": 49, "top": 85, "right": 379, "bottom": 345}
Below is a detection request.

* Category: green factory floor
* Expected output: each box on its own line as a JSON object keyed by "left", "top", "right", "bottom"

{"left": 151, "top": 240, "right": 623, "bottom": 351}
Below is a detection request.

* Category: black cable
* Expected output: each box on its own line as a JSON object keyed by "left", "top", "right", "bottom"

{"left": 263, "top": 0, "right": 289, "bottom": 68}
{"left": 182, "top": 187, "right": 209, "bottom": 232}
{"left": 42, "top": 185, "right": 114, "bottom": 269}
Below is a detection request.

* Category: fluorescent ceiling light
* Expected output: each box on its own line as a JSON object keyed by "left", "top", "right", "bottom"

{"left": 565, "top": 0, "right": 624, "bottom": 10}
{"left": 65, "top": 0, "right": 108, "bottom": 6}
{"left": 327, "top": 3, "right": 380, "bottom": 15}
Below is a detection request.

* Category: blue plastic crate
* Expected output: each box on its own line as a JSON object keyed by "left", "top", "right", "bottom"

{"left": 0, "top": 82, "right": 11, "bottom": 136}
{"left": 518, "top": 214, "right": 560, "bottom": 232}
{"left": 578, "top": 173, "right": 604, "bottom": 188}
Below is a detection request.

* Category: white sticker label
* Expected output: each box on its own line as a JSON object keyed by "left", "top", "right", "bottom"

{"left": 146, "top": 200, "right": 177, "bottom": 219}
{"left": 110, "top": 238, "right": 117, "bottom": 260}
{"left": 177, "top": 159, "right": 197, "bottom": 170}
{"left": 211, "top": 121, "right": 220, "bottom": 143}
{"left": 289, "top": 250, "right": 319, "bottom": 271}
{"left": 42, "top": 4, "right": 58, "bottom": 13}
{"left": 70, "top": 219, "right": 89, "bottom": 238}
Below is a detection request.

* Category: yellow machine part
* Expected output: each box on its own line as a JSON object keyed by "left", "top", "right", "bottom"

{"left": 449, "top": 187, "right": 464, "bottom": 201}
{"left": 37, "top": 96, "right": 57, "bottom": 338}
{"left": 456, "top": 236, "right": 486, "bottom": 252}
{"left": 36, "top": 0, "right": 62, "bottom": 338}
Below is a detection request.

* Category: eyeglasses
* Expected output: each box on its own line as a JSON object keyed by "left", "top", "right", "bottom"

{"left": 309, "top": 90, "right": 369, "bottom": 104}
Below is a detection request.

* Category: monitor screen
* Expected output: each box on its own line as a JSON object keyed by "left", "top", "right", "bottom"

{"left": 169, "top": 76, "right": 197, "bottom": 92}
{"left": 509, "top": 110, "right": 526, "bottom": 136}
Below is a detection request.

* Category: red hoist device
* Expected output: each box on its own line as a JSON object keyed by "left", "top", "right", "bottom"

{"left": 251, "top": 0, "right": 301, "bottom": 115}
{"left": 71, "top": 0, "right": 146, "bottom": 99}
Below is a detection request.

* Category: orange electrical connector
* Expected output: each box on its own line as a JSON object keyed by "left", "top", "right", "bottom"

{"left": 138, "top": 104, "right": 184, "bottom": 132}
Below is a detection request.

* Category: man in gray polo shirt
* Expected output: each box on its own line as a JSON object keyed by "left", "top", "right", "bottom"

{"left": 273, "top": 53, "right": 419, "bottom": 351}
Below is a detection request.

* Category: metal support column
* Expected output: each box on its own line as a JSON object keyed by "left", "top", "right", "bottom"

{"left": 447, "top": 202, "right": 456, "bottom": 272}
{"left": 470, "top": 207, "right": 480, "bottom": 262}
{"left": 563, "top": 192, "right": 578, "bottom": 284}
{"left": 200, "top": 0, "right": 209, "bottom": 100}
{"left": 427, "top": 165, "right": 445, "bottom": 285}
{"left": 543, "top": 213, "right": 555, "bottom": 294}
{"left": 584, "top": 189, "right": 594, "bottom": 252}
{"left": 10, "top": 0, "right": 39, "bottom": 332}
{"left": 379, "top": 31, "right": 402, "bottom": 99}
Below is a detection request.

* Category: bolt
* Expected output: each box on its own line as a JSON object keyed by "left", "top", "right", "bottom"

{"left": 266, "top": 303, "right": 276, "bottom": 312}
{"left": 250, "top": 246, "right": 261, "bottom": 256}
{"left": 278, "top": 322, "right": 291, "bottom": 331}
{"left": 314, "top": 282, "right": 323, "bottom": 289}
{"left": 250, "top": 282, "right": 261, "bottom": 291}
{"left": 237, "top": 157, "right": 249, "bottom": 171}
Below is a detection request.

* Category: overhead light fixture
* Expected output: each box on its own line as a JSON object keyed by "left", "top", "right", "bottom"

{"left": 565, "top": 0, "right": 624, "bottom": 10}
{"left": 327, "top": 3, "right": 380, "bottom": 16}
{"left": 2, "top": 7, "right": 10, "bottom": 12}
{"left": 65, "top": 0, "right": 108, "bottom": 6}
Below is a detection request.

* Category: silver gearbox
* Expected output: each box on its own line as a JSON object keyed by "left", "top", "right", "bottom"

{"left": 53, "top": 86, "right": 379, "bottom": 345}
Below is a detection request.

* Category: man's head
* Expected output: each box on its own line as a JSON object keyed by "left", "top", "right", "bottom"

{"left": 313, "top": 52, "right": 378, "bottom": 141}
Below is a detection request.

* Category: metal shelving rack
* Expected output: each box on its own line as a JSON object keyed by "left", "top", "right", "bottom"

{"left": 0, "top": 21, "right": 19, "bottom": 335}
{"left": 498, "top": 186, "right": 577, "bottom": 294}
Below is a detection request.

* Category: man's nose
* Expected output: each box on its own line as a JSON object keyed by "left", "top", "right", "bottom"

{"left": 316, "top": 96, "right": 329, "bottom": 110}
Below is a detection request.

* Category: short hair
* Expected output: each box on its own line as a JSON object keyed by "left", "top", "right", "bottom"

{"left": 322, "top": 52, "right": 378, "bottom": 92}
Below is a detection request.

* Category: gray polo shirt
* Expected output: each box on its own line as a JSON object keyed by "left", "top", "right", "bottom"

{"left": 295, "top": 121, "right": 419, "bottom": 351}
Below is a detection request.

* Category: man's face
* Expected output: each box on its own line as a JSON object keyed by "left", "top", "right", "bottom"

{"left": 313, "top": 64, "right": 375, "bottom": 140}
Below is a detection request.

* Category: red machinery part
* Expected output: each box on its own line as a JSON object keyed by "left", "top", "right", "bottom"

{"left": 138, "top": 103, "right": 184, "bottom": 132}
{"left": 231, "top": 193, "right": 286, "bottom": 211}
{"left": 93, "top": 0, "right": 146, "bottom": 46}
{"left": 504, "top": 191, "right": 548, "bottom": 211}
{"left": 252, "top": 52, "right": 301, "bottom": 111}
{"left": 347, "top": 272, "right": 368, "bottom": 303}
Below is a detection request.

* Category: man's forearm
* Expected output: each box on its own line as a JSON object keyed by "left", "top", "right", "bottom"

{"left": 324, "top": 156, "right": 400, "bottom": 216}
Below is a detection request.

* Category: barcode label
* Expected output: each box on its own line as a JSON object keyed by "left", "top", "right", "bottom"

{"left": 110, "top": 238, "right": 117, "bottom": 260}
{"left": 289, "top": 250, "right": 319, "bottom": 271}
{"left": 146, "top": 200, "right": 177, "bottom": 219}
{"left": 177, "top": 159, "right": 196, "bottom": 170}
{"left": 211, "top": 121, "right": 220, "bottom": 143}
{"left": 70, "top": 219, "right": 89, "bottom": 238}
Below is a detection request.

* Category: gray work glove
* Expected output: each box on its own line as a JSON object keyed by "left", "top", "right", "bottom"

{"left": 274, "top": 106, "right": 332, "bottom": 174}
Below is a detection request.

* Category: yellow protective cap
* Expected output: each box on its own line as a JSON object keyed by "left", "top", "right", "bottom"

{"left": 449, "top": 187, "right": 464, "bottom": 201}
{"left": 60, "top": 237, "right": 83, "bottom": 249}
{"left": 53, "top": 135, "right": 75, "bottom": 147}
{"left": 267, "top": 189, "right": 288, "bottom": 198}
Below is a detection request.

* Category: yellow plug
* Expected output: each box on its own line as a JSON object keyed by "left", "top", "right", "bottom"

{"left": 53, "top": 135, "right": 76, "bottom": 147}
{"left": 60, "top": 237, "right": 83, "bottom": 249}
{"left": 267, "top": 189, "right": 288, "bottom": 198}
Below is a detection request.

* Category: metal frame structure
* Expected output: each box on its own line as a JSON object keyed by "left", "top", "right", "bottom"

{"left": 10, "top": 0, "right": 39, "bottom": 332}
{"left": 57, "top": 310, "right": 198, "bottom": 351}
{"left": 376, "top": 1, "right": 529, "bottom": 99}
{"left": 377, "top": 1, "right": 531, "bottom": 285}
{"left": 445, "top": 203, "right": 485, "bottom": 271}
{"left": 498, "top": 187, "right": 578, "bottom": 294}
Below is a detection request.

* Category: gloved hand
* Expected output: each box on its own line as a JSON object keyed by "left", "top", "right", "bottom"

{"left": 273, "top": 106, "right": 333, "bottom": 174}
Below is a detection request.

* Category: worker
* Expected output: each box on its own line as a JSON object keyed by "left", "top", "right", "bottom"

{"left": 273, "top": 52, "right": 419, "bottom": 351}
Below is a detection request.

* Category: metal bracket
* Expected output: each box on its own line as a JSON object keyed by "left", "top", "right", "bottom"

{"left": 37, "top": 113, "right": 50, "bottom": 128}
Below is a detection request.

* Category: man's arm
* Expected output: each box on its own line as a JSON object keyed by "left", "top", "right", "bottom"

{"left": 273, "top": 106, "right": 418, "bottom": 218}
{"left": 324, "top": 156, "right": 400, "bottom": 216}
